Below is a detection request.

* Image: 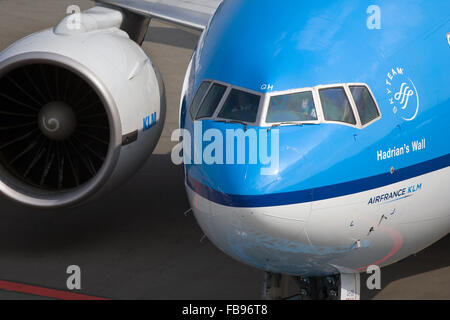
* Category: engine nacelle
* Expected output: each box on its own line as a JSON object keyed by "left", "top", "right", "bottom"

{"left": 0, "top": 7, "right": 165, "bottom": 208}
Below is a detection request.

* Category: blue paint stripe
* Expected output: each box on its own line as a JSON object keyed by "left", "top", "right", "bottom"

{"left": 187, "top": 154, "right": 450, "bottom": 207}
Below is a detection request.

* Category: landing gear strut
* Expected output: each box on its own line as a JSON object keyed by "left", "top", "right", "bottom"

{"left": 263, "top": 272, "right": 360, "bottom": 300}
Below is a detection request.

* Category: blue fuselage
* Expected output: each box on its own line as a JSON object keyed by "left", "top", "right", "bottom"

{"left": 181, "top": 0, "right": 449, "bottom": 207}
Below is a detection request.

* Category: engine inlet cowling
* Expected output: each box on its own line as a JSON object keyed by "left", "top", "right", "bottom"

{"left": 0, "top": 20, "right": 165, "bottom": 209}
{"left": 0, "top": 63, "right": 110, "bottom": 191}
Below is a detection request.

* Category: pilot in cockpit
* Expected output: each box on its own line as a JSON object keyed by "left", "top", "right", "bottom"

{"left": 267, "top": 91, "right": 317, "bottom": 123}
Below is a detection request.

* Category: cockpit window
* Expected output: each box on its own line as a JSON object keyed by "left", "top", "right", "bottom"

{"left": 319, "top": 87, "right": 356, "bottom": 125}
{"left": 266, "top": 91, "right": 317, "bottom": 123}
{"left": 189, "top": 81, "right": 380, "bottom": 128}
{"left": 189, "top": 81, "right": 211, "bottom": 118}
{"left": 195, "top": 83, "right": 227, "bottom": 120}
{"left": 218, "top": 89, "right": 260, "bottom": 123}
{"left": 349, "top": 86, "right": 380, "bottom": 125}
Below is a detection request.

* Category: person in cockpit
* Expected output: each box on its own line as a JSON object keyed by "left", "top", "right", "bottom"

{"left": 267, "top": 91, "right": 317, "bottom": 123}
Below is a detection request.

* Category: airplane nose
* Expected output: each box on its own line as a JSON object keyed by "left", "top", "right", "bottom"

{"left": 186, "top": 166, "right": 324, "bottom": 275}
{"left": 184, "top": 123, "right": 333, "bottom": 274}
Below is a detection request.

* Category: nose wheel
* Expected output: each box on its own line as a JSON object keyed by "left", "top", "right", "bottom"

{"left": 263, "top": 272, "right": 360, "bottom": 300}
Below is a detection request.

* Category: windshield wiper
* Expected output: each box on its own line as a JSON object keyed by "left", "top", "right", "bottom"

{"left": 214, "top": 119, "right": 249, "bottom": 131}
{"left": 267, "top": 122, "right": 316, "bottom": 132}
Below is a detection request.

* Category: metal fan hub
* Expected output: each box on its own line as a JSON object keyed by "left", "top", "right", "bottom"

{"left": 38, "top": 101, "right": 76, "bottom": 141}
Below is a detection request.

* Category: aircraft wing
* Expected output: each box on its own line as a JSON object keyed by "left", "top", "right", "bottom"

{"left": 96, "top": 0, "right": 222, "bottom": 31}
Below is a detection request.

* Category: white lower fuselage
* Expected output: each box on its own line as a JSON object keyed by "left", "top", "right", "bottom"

{"left": 186, "top": 167, "right": 450, "bottom": 276}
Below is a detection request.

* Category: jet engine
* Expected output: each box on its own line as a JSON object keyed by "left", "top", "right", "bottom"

{"left": 0, "top": 7, "right": 165, "bottom": 208}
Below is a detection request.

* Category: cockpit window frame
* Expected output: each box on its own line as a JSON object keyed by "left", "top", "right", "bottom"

{"left": 215, "top": 88, "right": 263, "bottom": 125}
{"left": 195, "top": 82, "right": 228, "bottom": 120}
{"left": 212, "top": 80, "right": 265, "bottom": 126}
{"left": 315, "top": 83, "right": 381, "bottom": 129}
{"left": 189, "top": 80, "right": 212, "bottom": 120}
{"left": 315, "top": 84, "right": 359, "bottom": 128}
{"left": 190, "top": 79, "right": 265, "bottom": 126}
{"left": 346, "top": 83, "right": 382, "bottom": 128}
{"left": 260, "top": 83, "right": 381, "bottom": 129}
{"left": 188, "top": 80, "right": 381, "bottom": 130}
{"left": 260, "top": 87, "right": 323, "bottom": 127}
{"left": 189, "top": 80, "right": 212, "bottom": 119}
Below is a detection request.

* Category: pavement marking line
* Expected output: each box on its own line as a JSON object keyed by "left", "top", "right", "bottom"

{"left": 0, "top": 280, "right": 109, "bottom": 300}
